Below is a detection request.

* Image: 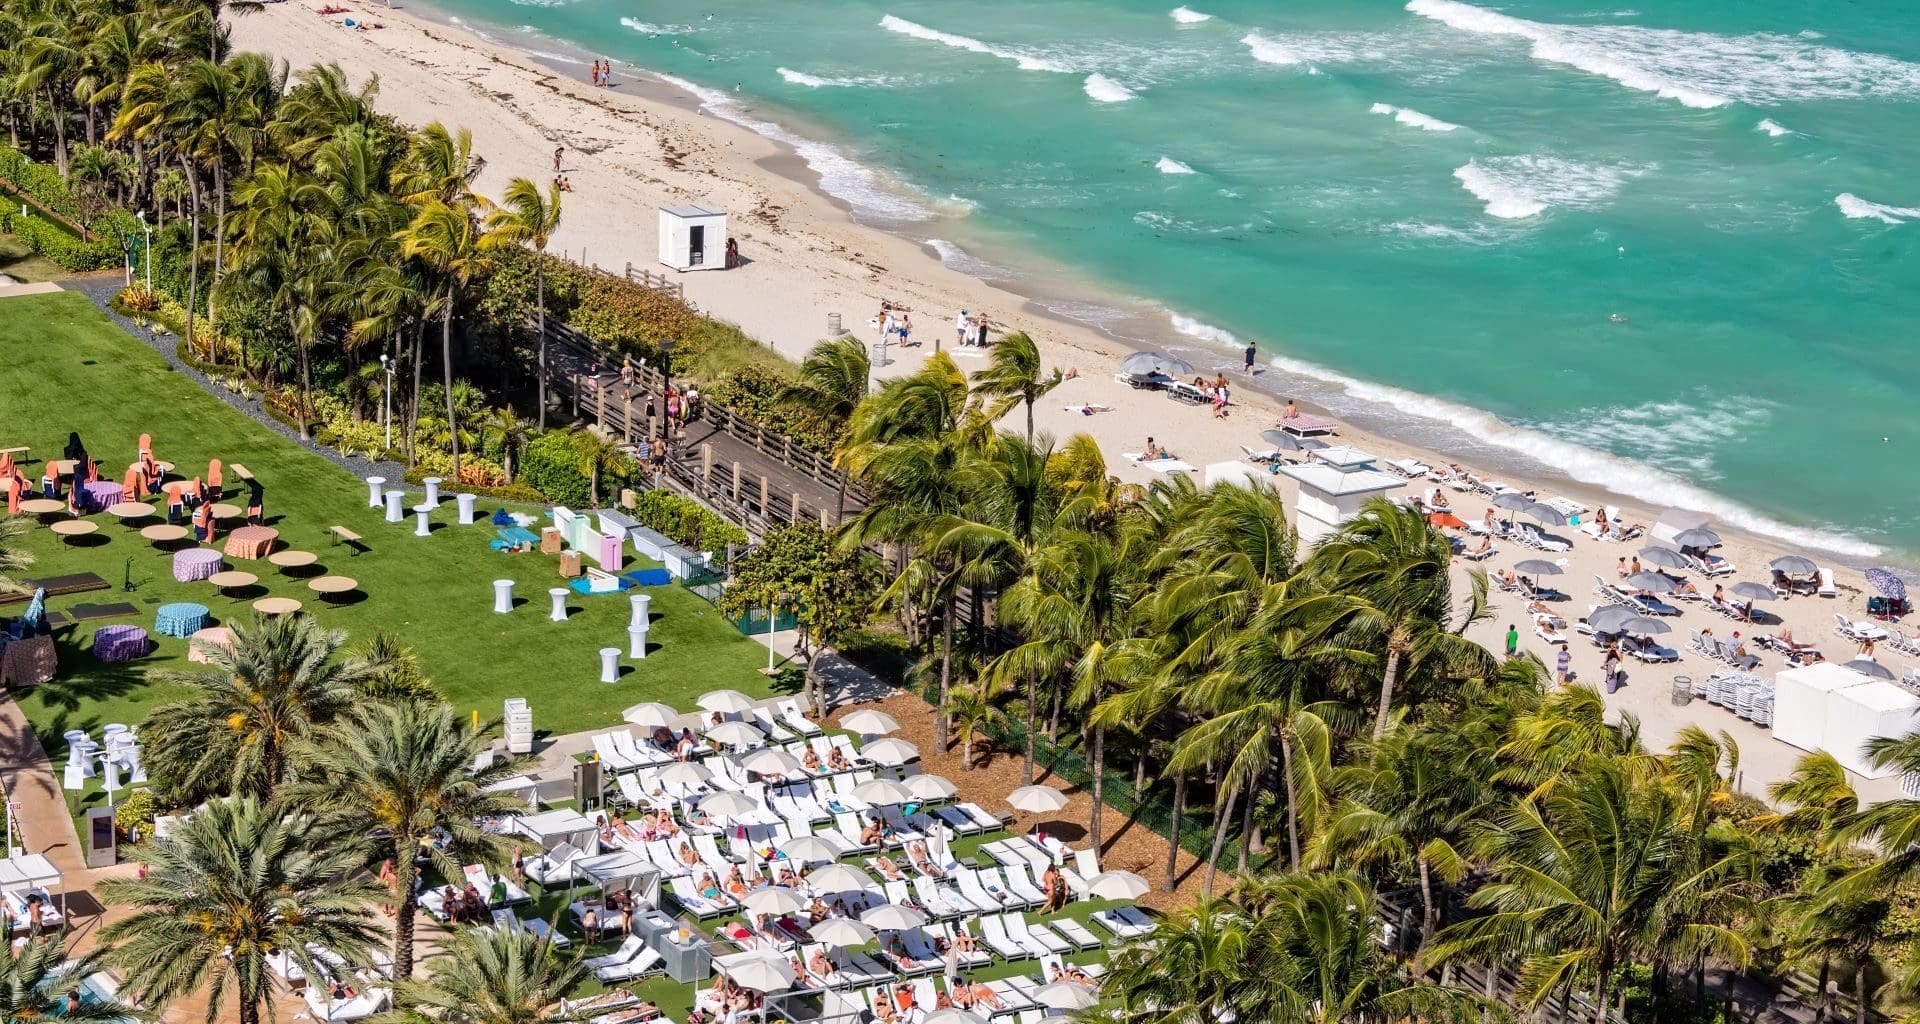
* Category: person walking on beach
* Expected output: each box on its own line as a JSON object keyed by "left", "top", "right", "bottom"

{"left": 955, "top": 309, "right": 970, "bottom": 349}
{"left": 1504, "top": 624, "right": 1518, "bottom": 658}
{"left": 1554, "top": 646, "right": 1571, "bottom": 687}
{"left": 1244, "top": 342, "right": 1256, "bottom": 372}
{"left": 553, "top": 146, "right": 564, "bottom": 171}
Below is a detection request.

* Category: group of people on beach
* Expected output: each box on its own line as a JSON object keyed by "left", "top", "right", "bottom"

{"left": 588, "top": 60, "right": 614, "bottom": 88}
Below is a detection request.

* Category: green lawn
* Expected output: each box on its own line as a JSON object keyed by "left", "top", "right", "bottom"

{"left": 2, "top": 291, "right": 782, "bottom": 819}
{"left": 0, "top": 233, "right": 67, "bottom": 284}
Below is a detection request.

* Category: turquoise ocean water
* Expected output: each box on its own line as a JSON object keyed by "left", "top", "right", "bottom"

{"left": 425, "top": 0, "right": 1920, "bottom": 559}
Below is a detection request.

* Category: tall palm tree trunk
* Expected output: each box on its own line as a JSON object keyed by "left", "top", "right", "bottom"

{"left": 536, "top": 260, "right": 548, "bottom": 429}
{"left": 936, "top": 594, "right": 954, "bottom": 750}
{"left": 1088, "top": 724, "right": 1105, "bottom": 852}
{"left": 442, "top": 290, "right": 460, "bottom": 479}
{"left": 408, "top": 324, "right": 424, "bottom": 466}
{"left": 1813, "top": 957, "right": 1831, "bottom": 1024}
{"left": 1202, "top": 781, "right": 1241, "bottom": 897}
{"left": 1164, "top": 770, "right": 1186, "bottom": 890}
{"left": 1236, "top": 781, "right": 1256, "bottom": 874}
{"left": 180, "top": 155, "right": 200, "bottom": 352}
{"left": 1373, "top": 640, "right": 1406, "bottom": 741}
{"left": 208, "top": 160, "right": 225, "bottom": 359}
{"left": 1024, "top": 397, "right": 1035, "bottom": 445}
{"left": 296, "top": 324, "right": 312, "bottom": 439}
{"left": 1281, "top": 731, "right": 1301, "bottom": 870}
{"left": 1855, "top": 965, "right": 1867, "bottom": 1024}
{"left": 1022, "top": 674, "right": 1038, "bottom": 785}
{"left": 393, "top": 847, "right": 420, "bottom": 981}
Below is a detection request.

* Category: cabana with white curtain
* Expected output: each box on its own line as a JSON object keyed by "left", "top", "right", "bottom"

{"left": 513, "top": 808, "right": 600, "bottom": 852}
{"left": 578, "top": 856, "right": 661, "bottom": 909}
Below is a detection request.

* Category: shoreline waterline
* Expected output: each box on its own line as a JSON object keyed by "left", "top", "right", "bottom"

{"left": 275, "top": 0, "right": 1900, "bottom": 569}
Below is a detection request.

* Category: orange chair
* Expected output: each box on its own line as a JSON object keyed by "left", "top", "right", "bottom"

{"left": 121, "top": 465, "right": 142, "bottom": 500}
{"left": 138, "top": 433, "right": 152, "bottom": 458}
{"left": 207, "top": 459, "right": 223, "bottom": 500}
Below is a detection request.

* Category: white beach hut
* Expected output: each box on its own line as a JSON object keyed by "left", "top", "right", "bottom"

{"left": 1277, "top": 446, "right": 1406, "bottom": 550}
{"left": 1771, "top": 662, "right": 1865, "bottom": 756}
{"left": 657, "top": 203, "right": 727, "bottom": 272}
{"left": 1824, "top": 681, "right": 1920, "bottom": 779}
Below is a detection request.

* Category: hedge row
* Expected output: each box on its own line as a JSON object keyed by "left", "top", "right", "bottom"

{"left": 0, "top": 211, "right": 125, "bottom": 271}
{"left": 0, "top": 145, "right": 83, "bottom": 222}
{"left": 631, "top": 488, "right": 748, "bottom": 554}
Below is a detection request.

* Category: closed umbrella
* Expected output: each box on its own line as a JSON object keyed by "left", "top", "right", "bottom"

{"left": 699, "top": 791, "right": 759, "bottom": 819}
{"left": 622, "top": 702, "right": 682, "bottom": 728}
{"left": 1521, "top": 503, "right": 1566, "bottom": 527}
{"left": 1031, "top": 983, "right": 1098, "bottom": 1011}
{"left": 1846, "top": 658, "right": 1895, "bottom": 680}
{"left": 861, "top": 903, "right": 927, "bottom": 931}
{"left": 810, "top": 917, "right": 876, "bottom": 948}
{"left": 1085, "top": 870, "right": 1151, "bottom": 900}
{"left": 860, "top": 738, "right": 920, "bottom": 766}
{"left": 658, "top": 761, "right": 712, "bottom": 788}
{"left": 777, "top": 835, "right": 840, "bottom": 864}
{"left": 705, "top": 721, "right": 764, "bottom": 749}
{"left": 1771, "top": 555, "right": 1819, "bottom": 575}
{"left": 1120, "top": 351, "right": 1194, "bottom": 377}
{"left": 724, "top": 953, "right": 796, "bottom": 993}
{"left": 1008, "top": 785, "right": 1070, "bottom": 814}
{"left": 1625, "top": 571, "right": 1678, "bottom": 593}
{"left": 1865, "top": 567, "right": 1908, "bottom": 602}
{"left": 1728, "top": 582, "right": 1776, "bottom": 602}
{"left": 741, "top": 886, "right": 807, "bottom": 918}
{"left": 1637, "top": 546, "right": 1691, "bottom": 570}
{"left": 905, "top": 774, "right": 959, "bottom": 800}
{"left": 698, "top": 689, "right": 758, "bottom": 713}
{"left": 1673, "top": 527, "right": 1722, "bottom": 549}
{"left": 841, "top": 709, "right": 900, "bottom": 736}
{"left": 743, "top": 748, "right": 804, "bottom": 776}
{"left": 852, "top": 779, "right": 914, "bottom": 806}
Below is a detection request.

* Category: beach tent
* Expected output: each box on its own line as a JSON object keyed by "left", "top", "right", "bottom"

{"left": 512, "top": 808, "right": 598, "bottom": 852}
{"left": 658, "top": 204, "right": 727, "bottom": 272}
{"left": 578, "top": 856, "right": 660, "bottom": 908}
{"left": 1650, "top": 509, "right": 1710, "bottom": 547}
{"left": 1771, "top": 663, "right": 1865, "bottom": 756}
{"left": 1824, "top": 682, "right": 1920, "bottom": 779}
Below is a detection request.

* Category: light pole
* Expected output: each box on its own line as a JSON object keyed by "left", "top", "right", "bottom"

{"left": 135, "top": 210, "right": 152, "bottom": 291}
{"left": 379, "top": 353, "right": 395, "bottom": 450}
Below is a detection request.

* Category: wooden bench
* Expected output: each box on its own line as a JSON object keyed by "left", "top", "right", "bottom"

{"left": 44, "top": 602, "right": 141, "bottom": 627}
{"left": 0, "top": 446, "right": 28, "bottom": 458}
{"left": 0, "top": 573, "right": 110, "bottom": 606}
{"left": 230, "top": 463, "right": 254, "bottom": 482}
{"left": 329, "top": 525, "right": 365, "bottom": 555}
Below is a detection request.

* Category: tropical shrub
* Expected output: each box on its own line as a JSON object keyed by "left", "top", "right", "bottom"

{"left": 519, "top": 430, "right": 592, "bottom": 507}
{"left": 631, "top": 488, "right": 747, "bottom": 553}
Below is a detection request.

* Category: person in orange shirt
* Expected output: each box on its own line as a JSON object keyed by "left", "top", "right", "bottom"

{"left": 0, "top": 452, "right": 13, "bottom": 479}
{"left": 5, "top": 474, "right": 19, "bottom": 516}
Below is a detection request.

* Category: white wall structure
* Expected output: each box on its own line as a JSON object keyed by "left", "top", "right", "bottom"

{"left": 1825, "top": 681, "right": 1920, "bottom": 779}
{"left": 658, "top": 204, "right": 727, "bottom": 272}
{"left": 1276, "top": 446, "right": 1406, "bottom": 549}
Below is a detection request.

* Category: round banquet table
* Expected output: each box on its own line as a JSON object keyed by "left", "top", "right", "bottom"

{"left": 93, "top": 624, "right": 150, "bottom": 663}
{"left": 172, "top": 547, "right": 224, "bottom": 582}
{"left": 107, "top": 501, "right": 154, "bottom": 526}
{"left": 154, "top": 602, "right": 210, "bottom": 639}
{"left": 252, "top": 597, "right": 302, "bottom": 617}
{"left": 19, "top": 498, "right": 63, "bottom": 517}
{"left": 50, "top": 520, "right": 97, "bottom": 546}
{"left": 267, "top": 550, "right": 318, "bottom": 572}
{"left": 81, "top": 480, "right": 123, "bottom": 511}
{"left": 188, "top": 626, "right": 235, "bottom": 663}
{"left": 224, "top": 526, "right": 279, "bottom": 560}
{"left": 141, "top": 523, "right": 189, "bottom": 546}
{"left": 308, "top": 576, "right": 358, "bottom": 601}
{"left": 208, "top": 570, "right": 257, "bottom": 598}
{"left": 210, "top": 502, "right": 243, "bottom": 521}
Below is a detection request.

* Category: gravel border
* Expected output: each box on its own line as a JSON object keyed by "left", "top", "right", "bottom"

{"left": 68, "top": 277, "right": 412, "bottom": 488}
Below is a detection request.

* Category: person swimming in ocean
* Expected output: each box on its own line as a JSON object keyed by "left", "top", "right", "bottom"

{"left": 1609, "top": 313, "right": 1627, "bottom": 323}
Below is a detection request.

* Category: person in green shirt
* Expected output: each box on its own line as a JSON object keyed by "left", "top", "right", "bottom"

{"left": 1505, "top": 624, "right": 1519, "bottom": 657}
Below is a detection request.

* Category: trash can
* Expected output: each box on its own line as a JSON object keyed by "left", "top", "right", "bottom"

{"left": 1671, "top": 675, "right": 1693, "bottom": 707}
{"left": 827, "top": 312, "right": 843, "bottom": 336}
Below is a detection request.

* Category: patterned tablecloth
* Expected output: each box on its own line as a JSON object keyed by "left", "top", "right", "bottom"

{"left": 154, "top": 602, "right": 210, "bottom": 639}
{"left": 187, "top": 626, "right": 234, "bottom": 664}
{"left": 224, "top": 526, "right": 279, "bottom": 560}
{"left": 93, "top": 625, "right": 149, "bottom": 663}
{"left": 172, "top": 548, "right": 224, "bottom": 582}
{"left": 81, "top": 480, "right": 123, "bottom": 512}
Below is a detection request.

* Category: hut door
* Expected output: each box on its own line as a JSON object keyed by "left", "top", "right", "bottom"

{"left": 688, "top": 225, "right": 706, "bottom": 266}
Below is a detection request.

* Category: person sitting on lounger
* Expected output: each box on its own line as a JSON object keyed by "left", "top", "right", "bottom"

{"left": 698, "top": 872, "right": 724, "bottom": 902}
{"left": 654, "top": 808, "right": 680, "bottom": 836}
{"left": 1537, "top": 619, "right": 1563, "bottom": 642}
{"left": 596, "top": 814, "right": 615, "bottom": 846}
{"left": 827, "top": 748, "right": 850, "bottom": 772}
{"left": 859, "top": 818, "right": 885, "bottom": 848}
{"left": 807, "top": 947, "right": 835, "bottom": 983}
{"left": 613, "top": 813, "right": 644, "bottom": 844}
{"left": 724, "top": 867, "right": 749, "bottom": 897}
{"left": 1674, "top": 578, "right": 1700, "bottom": 598}
{"left": 968, "top": 980, "right": 1005, "bottom": 1011}
{"left": 678, "top": 841, "right": 701, "bottom": 868}
{"left": 802, "top": 747, "right": 822, "bottom": 773}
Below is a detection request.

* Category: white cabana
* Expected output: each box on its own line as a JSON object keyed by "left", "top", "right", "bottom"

{"left": 0, "top": 855, "right": 60, "bottom": 897}
{"left": 577, "top": 856, "right": 661, "bottom": 908}
{"left": 513, "top": 808, "right": 599, "bottom": 851}
{"left": 485, "top": 774, "right": 542, "bottom": 810}
{"left": 658, "top": 204, "right": 727, "bottom": 272}
{"left": 1826, "top": 682, "right": 1920, "bottom": 779}
{"left": 1772, "top": 663, "right": 1867, "bottom": 755}
{"left": 1276, "top": 448, "right": 1406, "bottom": 549}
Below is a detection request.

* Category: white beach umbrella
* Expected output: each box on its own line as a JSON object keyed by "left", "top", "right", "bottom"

{"left": 807, "top": 862, "right": 877, "bottom": 894}
{"left": 723, "top": 953, "right": 796, "bottom": 993}
{"left": 923, "top": 1011, "right": 988, "bottom": 1024}
{"left": 1007, "top": 785, "right": 1070, "bottom": 814}
{"left": 852, "top": 779, "right": 915, "bottom": 806}
{"left": 860, "top": 738, "right": 920, "bottom": 766}
{"left": 658, "top": 761, "right": 713, "bottom": 788}
{"left": 810, "top": 917, "right": 877, "bottom": 948}
{"left": 699, "top": 689, "right": 759, "bottom": 713}
{"left": 743, "top": 748, "right": 804, "bottom": 776}
{"left": 860, "top": 903, "right": 927, "bottom": 931}
{"left": 777, "top": 835, "right": 841, "bottom": 864}
{"left": 622, "top": 702, "right": 682, "bottom": 728}
{"left": 698, "top": 792, "right": 760, "bottom": 819}
{"left": 1085, "top": 869, "right": 1151, "bottom": 901}
{"left": 741, "top": 886, "right": 807, "bottom": 919}
{"left": 1031, "top": 983, "right": 1098, "bottom": 1011}
{"left": 904, "top": 774, "right": 959, "bottom": 801}
{"left": 841, "top": 709, "right": 900, "bottom": 736}
{"left": 705, "top": 721, "right": 765, "bottom": 749}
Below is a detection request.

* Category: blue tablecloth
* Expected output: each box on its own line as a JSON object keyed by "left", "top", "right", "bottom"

{"left": 154, "top": 602, "right": 210, "bottom": 639}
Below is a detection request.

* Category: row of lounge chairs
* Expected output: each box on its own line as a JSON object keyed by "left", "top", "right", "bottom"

{"left": 1593, "top": 576, "right": 1681, "bottom": 616}
{"left": 1690, "top": 630, "right": 1761, "bottom": 670}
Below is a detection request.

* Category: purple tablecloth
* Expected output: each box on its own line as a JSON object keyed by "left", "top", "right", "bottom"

{"left": 93, "top": 625, "right": 149, "bottom": 663}
{"left": 172, "top": 548, "right": 224, "bottom": 582}
{"left": 81, "top": 480, "right": 123, "bottom": 512}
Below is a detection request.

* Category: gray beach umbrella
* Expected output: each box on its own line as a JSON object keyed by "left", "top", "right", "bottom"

{"left": 1586, "top": 606, "right": 1638, "bottom": 633}
{"left": 1846, "top": 658, "right": 1895, "bottom": 680}
{"left": 1729, "top": 581, "right": 1776, "bottom": 602}
{"left": 1492, "top": 492, "right": 1534, "bottom": 512}
{"left": 1637, "top": 546, "right": 1691, "bottom": 570}
{"left": 1622, "top": 615, "right": 1671, "bottom": 636}
{"left": 1673, "top": 527, "right": 1722, "bottom": 549}
{"left": 1770, "top": 555, "right": 1819, "bottom": 575}
{"left": 1120, "top": 351, "right": 1194, "bottom": 376}
{"left": 1514, "top": 559, "right": 1564, "bottom": 577}
{"left": 1521, "top": 504, "right": 1567, "bottom": 527}
{"left": 1625, "top": 571, "right": 1678, "bottom": 593}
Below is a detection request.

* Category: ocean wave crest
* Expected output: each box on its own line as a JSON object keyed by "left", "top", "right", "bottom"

{"left": 1834, "top": 192, "right": 1920, "bottom": 224}
{"left": 1453, "top": 156, "right": 1643, "bottom": 219}
{"left": 1408, "top": 0, "right": 1920, "bottom": 108}
{"left": 1755, "top": 118, "right": 1792, "bottom": 136}
{"left": 878, "top": 15, "right": 1073, "bottom": 73}
{"left": 1369, "top": 102, "right": 1461, "bottom": 131}
{"left": 1084, "top": 73, "right": 1137, "bottom": 102}
{"left": 1171, "top": 6, "right": 1213, "bottom": 23}
{"left": 618, "top": 18, "right": 691, "bottom": 34}
{"left": 1155, "top": 156, "right": 1195, "bottom": 174}
{"left": 777, "top": 67, "right": 893, "bottom": 88}
{"left": 1241, "top": 29, "right": 1397, "bottom": 68}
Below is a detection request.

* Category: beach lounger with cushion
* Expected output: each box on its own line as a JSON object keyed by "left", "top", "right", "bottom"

{"left": 1384, "top": 457, "right": 1429, "bottom": 478}
{"left": 523, "top": 843, "right": 585, "bottom": 886}
{"left": 1121, "top": 454, "right": 1196, "bottom": 474}
{"left": 596, "top": 945, "right": 665, "bottom": 983}
{"left": 1092, "top": 906, "right": 1157, "bottom": 939}
{"left": 778, "top": 699, "right": 824, "bottom": 735}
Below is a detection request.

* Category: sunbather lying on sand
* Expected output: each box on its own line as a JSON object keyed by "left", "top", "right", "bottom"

{"left": 1065, "top": 403, "right": 1113, "bottom": 415}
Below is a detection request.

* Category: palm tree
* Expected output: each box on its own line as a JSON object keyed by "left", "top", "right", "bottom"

{"left": 1099, "top": 896, "right": 1264, "bottom": 1024}
{"left": 142, "top": 613, "right": 365, "bottom": 803}
{"left": 398, "top": 196, "right": 496, "bottom": 481}
{"left": 99, "top": 797, "right": 383, "bottom": 1024}
{"left": 568, "top": 426, "right": 625, "bottom": 507}
{"left": 289, "top": 701, "right": 530, "bottom": 983}
{"left": 482, "top": 177, "right": 562, "bottom": 429}
{"left": 482, "top": 406, "right": 532, "bottom": 483}
{"left": 375, "top": 926, "right": 590, "bottom": 1024}
{"left": 348, "top": 630, "right": 437, "bottom": 701}
{"left": 969, "top": 331, "right": 1061, "bottom": 443}
{"left": 780, "top": 337, "right": 870, "bottom": 521}
{"left": 1306, "top": 497, "right": 1494, "bottom": 740}
{"left": 224, "top": 161, "right": 333, "bottom": 434}
{"left": 946, "top": 676, "right": 1008, "bottom": 768}
{"left": 0, "top": 935, "right": 134, "bottom": 1021}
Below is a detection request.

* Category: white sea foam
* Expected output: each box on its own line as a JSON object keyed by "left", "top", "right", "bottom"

{"left": 1170, "top": 6, "right": 1213, "bottom": 23}
{"left": 1408, "top": 0, "right": 1920, "bottom": 108}
{"left": 617, "top": 18, "right": 691, "bottom": 35}
{"left": 527, "top": 49, "right": 589, "bottom": 66}
{"left": 1383, "top": 220, "right": 1502, "bottom": 245}
{"left": 1163, "top": 311, "right": 1879, "bottom": 555}
{"left": 1755, "top": 118, "right": 1792, "bottom": 136}
{"left": 1241, "top": 30, "right": 1397, "bottom": 68}
{"left": 1083, "top": 73, "right": 1137, "bottom": 102}
{"left": 878, "top": 15, "right": 1073, "bottom": 73}
{"left": 447, "top": 16, "right": 496, "bottom": 42}
{"left": 653, "top": 73, "right": 937, "bottom": 223}
{"left": 1834, "top": 193, "right": 1920, "bottom": 225}
{"left": 925, "top": 239, "right": 1006, "bottom": 279}
{"left": 1155, "top": 156, "right": 1196, "bottom": 174}
{"left": 776, "top": 67, "right": 892, "bottom": 88}
{"left": 1453, "top": 156, "right": 1641, "bottom": 219}
{"left": 1369, "top": 102, "right": 1461, "bottom": 131}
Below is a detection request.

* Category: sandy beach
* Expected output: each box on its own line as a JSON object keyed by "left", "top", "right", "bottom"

{"left": 230, "top": 1, "right": 1917, "bottom": 802}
